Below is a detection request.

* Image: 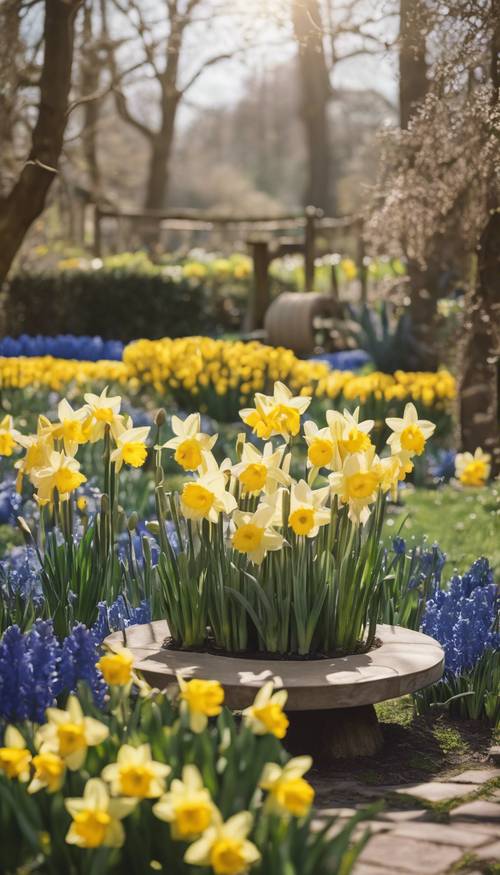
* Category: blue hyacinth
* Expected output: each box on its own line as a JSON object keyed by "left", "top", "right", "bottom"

{"left": 0, "top": 334, "right": 123, "bottom": 362}
{"left": 92, "top": 596, "right": 152, "bottom": 644}
{"left": 422, "top": 558, "right": 499, "bottom": 676}
{"left": 57, "top": 624, "right": 107, "bottom": 707}
{"left": 0, "top": 546, "right": 42, "bottom": 605}
{"left": 0, "top": 621, "right": 60, "bottom": 722}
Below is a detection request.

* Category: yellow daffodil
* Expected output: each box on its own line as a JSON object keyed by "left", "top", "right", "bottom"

{"left": 231, "top": 501, "right": 284, "bottom": 565}
{"left": 14, "top": 417, "right": 54, "bottom": 491}
{"left": 97, "top": 647, "right": 134, "bottom": 686}
{"left": 259, "top": 756, "right": 315, "bottom": 818}
{"left": 231, "top": 441, "right": 289, "bottom": 496}
{"left": 0, "top": 414, "right": 21, "bottom": 456}
{"left": 28, "top": 752, "right": 66, "bottom": 794}
{"left": 161, "top": 413, "right": 218, "bottom": 472}
{"left": 84, "top": 387, "right": 123, "bottom": 441}
{"left": 338, "top": 407, "right": 374, "bottom": 457}
{"left": 329, "top": 449, "right": 381, "bottom": 525}
{"left": 303, "top": 420, "right": 338, "bottom": 482}
{"left": 242, "top": 682, "right": 289, "bottom": 739}
{"left": 102, "top": 744, "right": 171, "bottom": 799}
{"left": 386, "top": 402, "right": 435, "bottom": 457}
{"left": 65, "top": 778, "right": 136, "bottom": 849}
{"left": 178, "top": 675, "right": 224, "bottom": 733}
{"left": 240, "top": 381, "right": 311, "bottom": 442}
{"left": 288, "top": 479, "right": 330, "bottom": 538}
{"left": 180, "top": 461, "right": 237, "bottom": 523}
{"left": 0, "top": 726, "right": 31, "bottom": 781}
{"left": 153, "top": 764, "right": 217, "bottom": 840}
{"left": 110, "top": 425, "right": 150, "bottom": 472}
{"left": 30, "top": 450, "right": 86, "bottom": 503}
{"left": 52, "top": 399, "right": 90, "bottom": 454}
{"left": 35, "top": 694, "right": 109, "bottom": 770}
{"left": 184, "top": 810, "right": 260, "bottom": 875}
{"left": 455, "top": 447, "right": 491, "bottom": 487}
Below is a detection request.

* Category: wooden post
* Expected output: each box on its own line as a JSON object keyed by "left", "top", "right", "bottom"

{"left": 247, "top": 237, "right": 270, "bottom": 331}
{"left": 356, "top": 220, "right": 368, "bottom": 304}
{"left": 304, "top": 206, "right": 318, "bottom": 291}
{"left": 330, "top": 260, "right": 340, "bottom": 301}
{"left": 93, "top": 204, "right": 102, "bottom": 258}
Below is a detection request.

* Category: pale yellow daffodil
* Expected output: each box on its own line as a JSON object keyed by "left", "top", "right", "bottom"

{"left": 386, "top": 402, "right": 435, "bottom": 457}
{"left": 288, "top": 479, "right": 330, "bottom": 538}
{"left": 179, "top": 459, "right": 237, "bottom": 523}
{"left": 110, "top": 425, "right": 150, "bottom": 472}
{"left": 101, "top": 743, "right": 171, "bottom": 799}
{"left": 231, "top": 441, "right": 289, "bottom": 496}
{"left": 28, "top": 751, "right": 66, "bottom": 794}
{"left": 35, "top": 694, "right": 109, "bottom": 770}
{"left": 161, "top": 413, "right": 218, "bottom": 472}
{"left": 153, "top": 764, "right": 217, "bottom": 840}
{"left": 242, "top": 682, "right": 289, "bottom": 739}
{"left": 259, "top": 755, "right": 315, "bottom": 817}
{"left": 329, "top": 449, "right": 381, "bottom": 525}
{"left": 30, "top": 450, "right": 87, "bottom": 503}
{"left": 231, "top": 501, "right": 284, "bottom": 565}
{"left": 0, "top": 414, "right": 21, "bottom": 457}
{"left": 84, "top": 387, "right": 124, "bottom": 441}
{"left": 240, "top": 381, "right": 311, "bottom": 442}
{"left": 52, "top": 399, "right": 91, "bottom": 455}
{"left": 177, "top": 675, "right": 225, "bottom": 733}
{"left": 184, "top": 810, "right": 260, "bottom": 875}
{"left": 0, "top": 726, "right": 31, "bottom": 781}
{"left": 303, "top": 420, "right": 339, "bottom": 482}
{"left": 338, "top": 407, "right": 374, "bottom": 457}
{"left": 65, "top": 778, "right": 136, "bottom": 849}
{"left": 455, "top": 447, "right": 491, "bottom": 487}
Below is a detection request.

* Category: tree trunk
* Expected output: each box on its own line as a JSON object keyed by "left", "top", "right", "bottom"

{"left": 81, "top": 5, "right": 102, "bottom": 200}
{"left": 0, "top": 0, "right": 81, "bottom": 285}
{"left": 399, "top": 0, "right": 428, "bottom": 129}
{"left": 459, "top": 6, "right": 500, "bottom": 474}
{"left": 399, "top": 0, "right": 440, "bottom": 368}
{"left": 143, "top": 107, "right": 178, "bottom": 212}
{"left": 292, "top": 0, "right": 333, "bottom": 214}
{"left": 459, "top": 209, "right": 500, "bottom": 474}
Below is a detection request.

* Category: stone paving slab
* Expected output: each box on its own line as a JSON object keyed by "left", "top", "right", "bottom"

{"left": 391, "top": 821, "right": 494, "bottom": 848}
{"left": 450, "top": 799, "right": 500, "bottom": 822}
{"left": 352, "top": 865, "right": 388, "bottom": 875}
{"left": 472, "top": 839, "right": 500, "bottom": 860}
{"left": 378, "top": 809, "right": 429, "bottom": 823}
{"left": 451, "top": 767, "right": 500, "bottom": 784}
{"left": 394, "top": 781, "right": 481, "bottom": 802}
{"left": 357, "top": 834, "right": 464, "bottom": 874}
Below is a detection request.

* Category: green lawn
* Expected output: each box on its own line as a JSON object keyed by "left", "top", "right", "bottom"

{"left": 386, "top": 484, "right": 500, "bottom": 577}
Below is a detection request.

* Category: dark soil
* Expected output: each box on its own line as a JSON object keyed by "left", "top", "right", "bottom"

{"left": 162, "top": 635, "right": 382, "bottom": 662}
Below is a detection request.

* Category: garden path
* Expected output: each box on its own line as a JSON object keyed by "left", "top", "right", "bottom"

{"left": 316, "top": 746, "right": 500, "bottom": 874}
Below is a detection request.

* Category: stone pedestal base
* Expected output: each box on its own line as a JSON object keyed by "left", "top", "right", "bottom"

{"left": 286, "top": 704, "right": 383, "bottom": 761}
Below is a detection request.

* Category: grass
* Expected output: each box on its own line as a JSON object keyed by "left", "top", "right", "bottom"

{"left": 385, "top": 484, "right": 500, "bottom": 576}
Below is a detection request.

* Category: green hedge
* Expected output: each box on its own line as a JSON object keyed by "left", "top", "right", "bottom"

{"left": 3, "top": 270, "right": 219, "bottom": 342}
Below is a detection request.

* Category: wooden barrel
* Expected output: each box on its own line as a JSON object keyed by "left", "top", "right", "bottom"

{"left": 264, "top": 292, "right": 335, "bottom": 354}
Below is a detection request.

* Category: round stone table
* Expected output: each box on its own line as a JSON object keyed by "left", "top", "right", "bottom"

{"left": 105, "top": 622, "right": 444, "bottom": 760}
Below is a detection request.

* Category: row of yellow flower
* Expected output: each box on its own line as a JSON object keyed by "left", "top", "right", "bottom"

{"left": 0, "top": 338, "right": 456, "bottom": 416}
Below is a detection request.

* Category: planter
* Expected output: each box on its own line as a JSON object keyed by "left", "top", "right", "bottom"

{"left": 105, "top": 622, "right": 444, "bottom": 760}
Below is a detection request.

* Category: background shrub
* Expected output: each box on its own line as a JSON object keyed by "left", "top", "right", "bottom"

{"left": 2, "top": 270, "right": 218, "bottom": 342}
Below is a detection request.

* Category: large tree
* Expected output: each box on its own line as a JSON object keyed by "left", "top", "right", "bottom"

{"left": 368, "top": 0, "right": 500, "bottom": 469}
{"left": 291, "top": 0, "right": 392, "bottom": 215}
{"left": 0, "top": 0, "right": 81, "bottom": 285}
{"left": 102, "top": 0, "right": 254, "bottom": 213}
